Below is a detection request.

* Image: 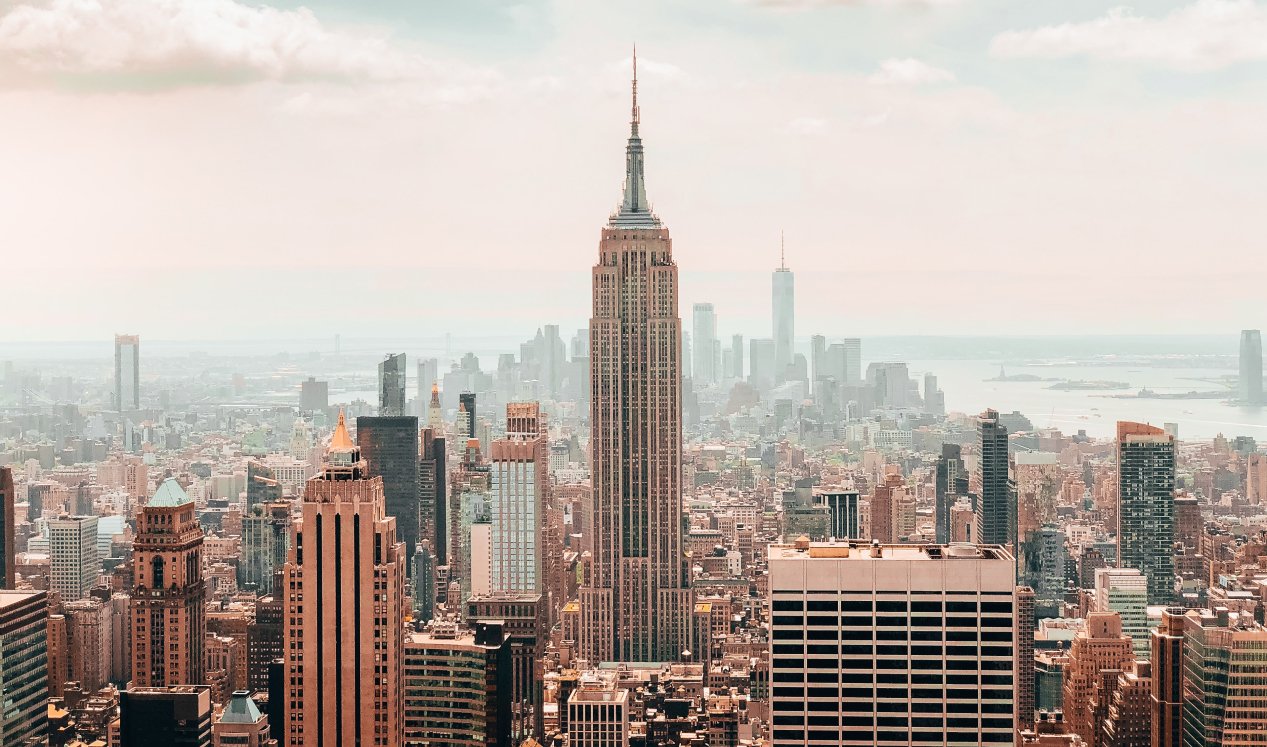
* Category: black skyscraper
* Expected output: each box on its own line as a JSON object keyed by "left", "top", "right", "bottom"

{"left": 459, "top": 391, "right": 477, "bottom": 437}
{"left": 419, "top": 428, "right": 447, "bottom": 566}
{"left": 0, "top": 467, "right": 14, "bottom": 588}
{"left": 974, "top": 409, "right": 1014, "bottom": 547}
{"left": 356, "top": 416, "right": 421, "bottom": 564}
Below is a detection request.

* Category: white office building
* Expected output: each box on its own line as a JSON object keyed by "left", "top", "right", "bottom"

{"left": 768, "top": 540, "right": 1017, "bottom": 746}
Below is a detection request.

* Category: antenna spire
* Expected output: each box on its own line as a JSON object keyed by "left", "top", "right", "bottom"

{"left": 631, "top": 44, "right": 640, "bottom": 136}
{"left": 780, "top": 230, "right": 786, "bottom": 270}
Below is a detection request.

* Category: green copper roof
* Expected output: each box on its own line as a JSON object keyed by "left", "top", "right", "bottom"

{"left": 149, "top": 477, "right": 192, "bottom": 508}
{"left": 219, "top": 692, "right": 262, "bottom": 724}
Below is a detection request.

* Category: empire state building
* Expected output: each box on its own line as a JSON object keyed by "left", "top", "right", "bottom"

{"left": 579, "top": 52, "right": 693, "bottom": 663}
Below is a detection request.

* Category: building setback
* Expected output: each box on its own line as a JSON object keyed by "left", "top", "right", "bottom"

{"left": 283, "top": 410, "right": 405, "bottom": 747}
{"left": 579, "top": 53, "right": 692, "bottom": 664}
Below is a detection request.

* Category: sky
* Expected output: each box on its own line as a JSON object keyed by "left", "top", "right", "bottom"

{"left": 2, "top": 0, "right": 1266, "bottom": 344}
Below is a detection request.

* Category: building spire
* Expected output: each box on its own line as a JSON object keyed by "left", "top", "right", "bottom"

{"left": 780, "top": 230, "right": 786, "bottom": 270}
{"left": 609, "top": 45, "right": 660, "bottom": 228}
{"left": 631, "top": 43, "right": 640, "bottom": 137}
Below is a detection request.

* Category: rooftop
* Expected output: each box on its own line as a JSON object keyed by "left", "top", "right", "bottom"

{"left": 769, "top": 541, "right": 1012, "bottom": 562}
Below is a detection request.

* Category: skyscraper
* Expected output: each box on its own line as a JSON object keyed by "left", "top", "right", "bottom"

{"left": 1239, "top": 329, "right": 1263, "bottom": 404}
{"left": 416, "top": 358, "right": 439, "bottom": 408}
{"left": 419, "top": 426, "right": 447, "bottom": 566}
{"left": 114, "top": 333, "right": 140, "bottom": 411}
{"left": 730, "top": 333, "right": 744, "bottom": 379}
{"left": 299, "top": 376, "right": 328, "bottom": 413}
{"left": 974, "top": 409, "right": 1014, "bottom": 548}
{"left": 130, "top": 478, "right": 206, "bottom": 688}
{"left": 580, "top": 53, "right": 692, "bottom": 663}
{"left": 0, "top": 590, "right": 48, "bottom": 746}
{"left": 934, "top": 444, "right": 968, "bottom": 545}
{"left": 487, "top": 403, "right": 547, "bottom": 595}
{"left": 48, "top": 515, "right": 99, "bottom": 602}
{"left": 1117, "top": 421, "right": 1176, "bottom": 605}
{"left": 357, "top": 414, "right": 421, "bottom": 563}
{"left": 1062, "top": 612, "right": 1136, "bottom": 744}
{"left": 809, "top": 334, "right": 825, "bottom": 395}
{"left": 772, "top": 239, "right": 795, "bottom": 380}
{"left": 403, "top": 620, "right": 512, "bottom": 747}
{"left": 0, "top": 466, "right": 14, "bottom": 588}
{"left": 283, "top": 410, "right": 405, "bottom": 747}
{"left": 1181, "top": 609, "right": 1267, "bottom": 746}
{"left": 1150, "top": 607, "right": 1185, "bottom": 747}
{"left": 239, "top": 501, "right": 290, "bottom": 595}
{"left": 692, "top": 302, "right": 719, "bottom": 385}
{"left": 378, "top": 352, "right": 407, "bottom": 416}
{"left": 767, "top": 540, "right": 1018, "bottom": 746}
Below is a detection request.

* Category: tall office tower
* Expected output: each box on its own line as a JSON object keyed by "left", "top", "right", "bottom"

{"left": 283, "top": 411, "right": 405, "bottom": 747}
{"left": 1, "top": 466, "right": 13, "bottom": 587}
{"left": 245, "top": 460, "right": 281, "bottom": 513}
{"left": 130, "top": 478, "right": 205, "bottom": 688}
{"left": 378, "top": 353, "right": 407, "bottom": 416}
{"left": 809, "top": 334, "right": 826, "bottom": 395}
{"left": 416, "top": 358, "right": 439, "bottom": 409}
{"left": 114, "top": 333, "right": 140, "bottom": 411}
{"left": 691, "top": 303, "right": 719, "bottom": 385}
{"left": 239, "top": 502, "right": 290, "bottom": 595}
{"left": 1062, "top": 612, "right": 1136, "bottom": 745}
{"left": 65, "top": 598, "right": 109, "bottom": 691}
{"left": 119, "top": 686, "right": 213, "bottom": 747}
{"left": 974, "top": 409, "right": 1015, "bottom": 548}
{"left": 749, "top": 338, "right": 776, "bottom": 390}
{"left": 1150, "top": 608, "right": 1185, "bottom": 747}
{"left": 731, "top": 334, "right": 744, "bottom": 379}
{"left": 1181, "top": 609, "right": 1267, "bottom": 746}
{"left": 458, "top": 391, "right": 478, "bottom": 439}
{"left": 934, "top": 444, "right": 968, "bottom": 545}
{"left": 842, "top": 338, "right": 862, "bottom": 385}
{"left": 49, "top": 515, "right": 99, "bottom": 602}
{"left": 1016, "top": 586, "right": 1037, "bottom": 733}
{"left": 474, "top": 402, "right": 550, "bottom": 738}
{"left": 1240, "top": 329, "right": 1263, "bottom": 404}
{"left": 580, "top": 54, "right": 692, "bottom": 664}
{"left": 923, "top": 373, "right": 945, "bottom": 415}
{"left": 487, "top": 404, "right": 547, "bottom": 594}
{"left": 816, "top": 490, "right": 860, "bottom": 539}
{"left": 0, "top": 590, "right": 49, "bottom": 746}
{"left": 542, "top": 324, "right": 567, "bottom": 399}
{"left": 1117, "top": 421, "right": 1176, "bottom": 604}
{"left": 247, "top": 595, "right": 283, "bottom": 694}
{"left": 403, "top": 620, "right": 511, "bottom": 747}
{"left": 357, "top": 415, "right": 421, "bottom": 563}
{"left": 419, "top": 427, "right": 448, "bottom": 566}
{"left": 772, "top": 241, "right": 795, "bottom": 380}
{"left": 299, "top": 376, "right": 329, "bottom": 412}
{"left": 412, "top": 542, "right": 436, "bottom": 623}
{"left": 1094, "top": 568, "right": 1151, "bottom": 658}
{"left": 767, "top": 540, "right": 1018, "bottom": 746}
{"left": 426, "top": 382, "right": 445, "bottom": 433}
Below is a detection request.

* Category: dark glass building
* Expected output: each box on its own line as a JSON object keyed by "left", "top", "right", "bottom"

{"left": 357, "top": 415, "right": 421, "bottom": 564}
{"left": 974, "top": 409, "right": 1014, "bottom": 547}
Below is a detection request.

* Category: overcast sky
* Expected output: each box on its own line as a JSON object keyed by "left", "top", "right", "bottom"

{"left": 3, "top": 0, "right": 1266, "bottom": 343}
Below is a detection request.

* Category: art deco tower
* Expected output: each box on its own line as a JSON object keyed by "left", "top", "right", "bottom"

{"left": 579, "top": 52, "right": 692, "bottom": 663}
{"left": 283, "top": 410, "right": 405, "bottom": 747}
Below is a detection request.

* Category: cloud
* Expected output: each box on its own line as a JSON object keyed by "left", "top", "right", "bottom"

{"left": 751, "top": 0, "right": 960, "bottom": 7}
{"left": 784, "top": 116, "right": 828, "bottom": 134}
{"left": 868, "top": 57, "right": 955, "bottom": 84}
{"left": 990, "top": 0, "right": 1267, "bottom": 72}
{"left": 0, "top": 0, "right": 493, "bottom": 89}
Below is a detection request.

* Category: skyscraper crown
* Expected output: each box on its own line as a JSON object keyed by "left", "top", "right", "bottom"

{"left": 609, "top": 46, "right": 661, "bottom": 229}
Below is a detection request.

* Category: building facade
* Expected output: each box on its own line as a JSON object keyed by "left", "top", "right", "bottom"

{"left": 767, "top": 541, "right": 1018, "bottom": 746}
{"left": 1116, "top": 421, "right": 1176, "bottom": 605}
{"left": 130, "top": 477, "right": 206, "bottom": 688}
{"left": 49, "top": 515, "right": 99, "bottom": 602}
{"left": 114, "top": 333, "right": 140, "bottom": 411}
{"left": 579, "top": 55, "right": 692, "bottom": 664}
{"left": 283, "top": 411, "right": 405, "bottom": 747}
{"left": 0, "top": 590, "right": 49, "bottom": 746}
